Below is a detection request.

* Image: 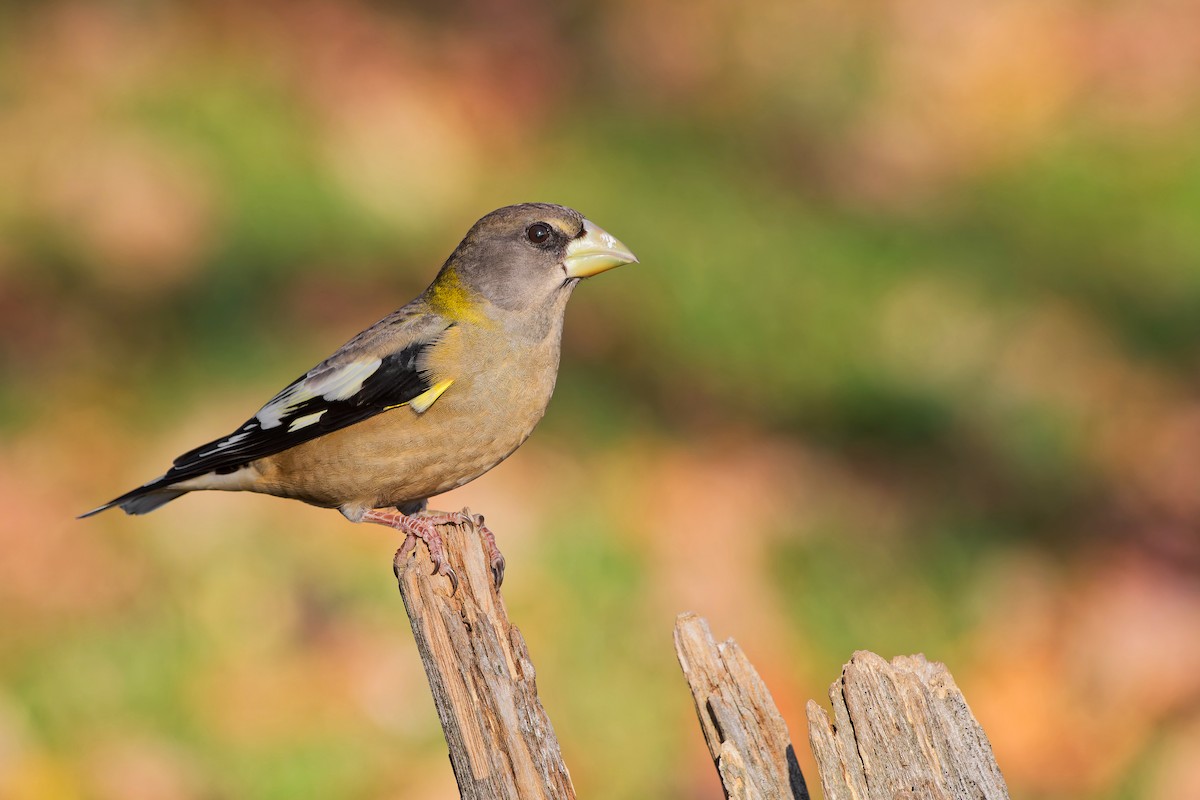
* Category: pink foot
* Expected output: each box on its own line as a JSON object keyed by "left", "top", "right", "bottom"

{"left": 363, "top": 509, "right": 458, "bottom": 593}
{"left": 420, "top": 507, "right": 506, "bottom": 587}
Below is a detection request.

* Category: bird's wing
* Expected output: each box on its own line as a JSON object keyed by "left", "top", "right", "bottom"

{"left": 163, "top": 314, "right": 455, "bottom": 484}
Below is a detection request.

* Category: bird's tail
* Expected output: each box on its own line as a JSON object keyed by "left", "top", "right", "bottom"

{"left": 78, "top": 477, "right": 188, "bottom": 519}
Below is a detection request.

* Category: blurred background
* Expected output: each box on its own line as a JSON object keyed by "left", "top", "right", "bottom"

{"left": 3, "top": 1, "right": 1200, "bottom": 797}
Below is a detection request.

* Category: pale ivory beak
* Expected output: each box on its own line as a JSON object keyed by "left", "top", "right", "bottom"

{"left": 563, "top": 219, "right": 639, "bottom": 279}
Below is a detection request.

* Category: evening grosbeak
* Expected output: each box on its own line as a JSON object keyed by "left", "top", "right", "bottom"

{"left": 83, "top": 203, "right": 638, "bottom": 588}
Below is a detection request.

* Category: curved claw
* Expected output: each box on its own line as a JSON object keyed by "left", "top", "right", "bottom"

{"left": 366, "top": 506, "right": 498, "bottom": 593}
{"left": 370, "top": 510, "right": 458, "bottom": 593}
{"left": 434, "top": 562, "right": 460, "bottom": 594}
{"left": 464, "top": 509, "right": 505, "bottom": 589}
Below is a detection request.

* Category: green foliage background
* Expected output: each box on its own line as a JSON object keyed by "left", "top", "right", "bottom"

{"left": 2, "top": 2, "right": 1199, "bottom": 798}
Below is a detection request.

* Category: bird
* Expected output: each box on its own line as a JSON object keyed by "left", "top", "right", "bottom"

{"left": 82, "top": 203, "right": 638, "bottom": 589}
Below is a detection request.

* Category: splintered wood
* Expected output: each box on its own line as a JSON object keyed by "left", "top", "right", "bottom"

{"left": 395, "top": 519, "right": 574, "bottom": 800}
{"left": 675, "top": 615, "right": 1009, "bottom": 800}
{"left": 674, "top": 613, "right": 810, "bottom": 800}
{"left": 806, "top": 652, "right": 1010, "bottom": 800}
{"left": 398, "top": 542, "right": 1008, "bottom": 800}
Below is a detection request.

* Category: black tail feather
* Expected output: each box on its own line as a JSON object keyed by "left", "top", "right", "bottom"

{"left": 78, "top": 476, "right": 187, "bottom": 519}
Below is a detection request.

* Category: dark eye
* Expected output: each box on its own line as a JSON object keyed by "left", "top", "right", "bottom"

{"left": 526, "top": 222, "right": 552, "bottom": 245}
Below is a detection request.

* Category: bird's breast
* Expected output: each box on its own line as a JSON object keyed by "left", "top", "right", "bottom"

{"left": 428, "top": 321, "right": 563, "bottom": 452}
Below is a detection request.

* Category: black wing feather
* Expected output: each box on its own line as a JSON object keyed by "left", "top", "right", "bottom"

{"left": 162, "top": 340, "right": 434, "bottom": 485}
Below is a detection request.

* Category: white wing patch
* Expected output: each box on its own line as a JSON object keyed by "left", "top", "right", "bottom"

{"left": 196, "top": 430, "right": 252, "bottom": 459}
{"left": 287, "top": 410, "right": 327, "bottom": 432}
{"left": 256, "top": 357, "right": 383, "bottom": 429}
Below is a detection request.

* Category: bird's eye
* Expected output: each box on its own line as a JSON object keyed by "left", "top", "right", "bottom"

{"left": 526, "top": 222, "right": 552, "bottom": 245}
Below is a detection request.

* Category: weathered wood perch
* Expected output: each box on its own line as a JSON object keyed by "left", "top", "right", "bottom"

{"left": 394, "top": 518, "right": 574, "bottom": 800}
{"left": 396, "top": 528, "right": 1009, "bottom": 800}
{"left": 806, "top": 652, "right": 1009, "bottom": 800}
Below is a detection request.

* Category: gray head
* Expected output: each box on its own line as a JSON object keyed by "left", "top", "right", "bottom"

{"left": 435, "top": 203, "right": 638, "bottom": 312}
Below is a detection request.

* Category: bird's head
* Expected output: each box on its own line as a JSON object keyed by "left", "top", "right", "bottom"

{"left": 434, "top": 203, "right": 638, "bottom": 314}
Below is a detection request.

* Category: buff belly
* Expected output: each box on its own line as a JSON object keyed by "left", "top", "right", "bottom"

{"left": 248, "top": 352, "right": 557, "bottom": 512}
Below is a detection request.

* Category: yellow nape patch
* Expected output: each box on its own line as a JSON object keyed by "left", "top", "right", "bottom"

{"left": 427, "top": 268, "right": 486, "bottom": 324}
{"left": 407, "top": 378, "right": 454, "bottom": 414}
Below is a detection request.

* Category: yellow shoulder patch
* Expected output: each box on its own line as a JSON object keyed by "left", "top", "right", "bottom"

{"left": 407, "top": 378, "right": 454, "bottom": 414}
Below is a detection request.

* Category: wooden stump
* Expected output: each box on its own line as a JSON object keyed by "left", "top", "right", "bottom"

{"left": 675, "top": 616, "right": 1009, "bottom": 800}
{"left": 675, "top": 613, "right": 810, "bottom": 800}
{"left": 394, "top": 519, "right": 574, "bottom": 800}
{"left": 806, "top": 652, "right": 1009, "bottom": 800}
{"left": 395, "top": 537, "right": 1009, "bottom": 800}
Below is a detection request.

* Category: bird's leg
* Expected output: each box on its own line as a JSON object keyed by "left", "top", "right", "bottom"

{"left": 418, "top": 507, "right": 506, "bottom": 587}
{"left": 362, "top": 508, "right": 458, "bottom": 593}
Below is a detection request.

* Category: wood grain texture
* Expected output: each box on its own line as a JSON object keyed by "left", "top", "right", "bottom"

{"left": 806, "top": 651, "right": 1010, "bottom": 800}
{"left": 674, "top": 613, "right": 810, "bottom": 800}
{"left": 396, "top": 519, "right": 575, "bottom": 800}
